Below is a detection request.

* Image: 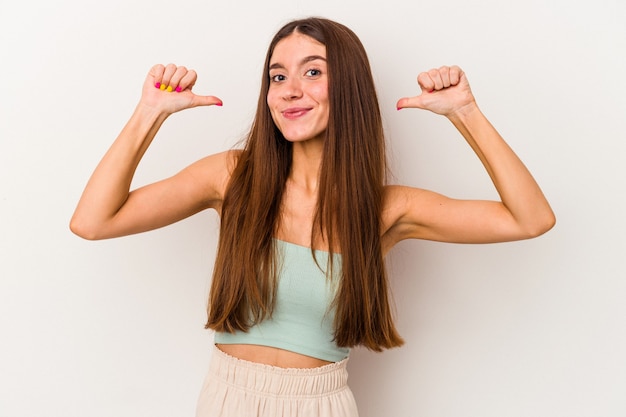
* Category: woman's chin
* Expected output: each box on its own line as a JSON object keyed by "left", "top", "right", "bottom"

{"left": 282, "top": 132, "right": 326, "bottom": 144}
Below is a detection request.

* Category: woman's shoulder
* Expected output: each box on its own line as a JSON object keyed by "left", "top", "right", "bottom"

{"left": 180, "top": 149, "right": 243, "bottom": 202}
{"left": 382, "top": 184, "right": 422, "bottom": 215}
{"left": 382, "top": 184, "right": 435, "bottom": 210}
{"left": 191, "top": 149, "right": 242, "bottom": 175}
{"left": 381, "top": 184, "right": 434, "bottom": 251}
{"left": 381, "top": 185, "right": 411, "bottom": 244}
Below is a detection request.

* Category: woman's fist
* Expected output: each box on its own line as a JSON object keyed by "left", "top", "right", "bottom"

{"left": 140, "top": 63, "right": 223, "bottom": 114}
{"left": 396, "top": 65, "right": 476, "bottom": 117}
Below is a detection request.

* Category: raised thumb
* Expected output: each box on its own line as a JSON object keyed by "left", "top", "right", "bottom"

{"left": 396, "top": 95, "right": 426, "bottom": 110}
{"left": 191, "top": 95, "right": 223, "bottom": 108}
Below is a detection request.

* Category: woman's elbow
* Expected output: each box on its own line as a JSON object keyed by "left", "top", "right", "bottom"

{"left": 69, "top": 216, "right": 105, "bottom": 241}
{"left": 524, "top": 210, "right": 557, "bottom": 239}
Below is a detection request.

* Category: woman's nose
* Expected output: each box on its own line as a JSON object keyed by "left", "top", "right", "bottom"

{"left": 283, "top": 78, "right": 303, "bottom": 100}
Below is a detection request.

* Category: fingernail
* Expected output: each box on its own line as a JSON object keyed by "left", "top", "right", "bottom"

{"left": 155, "top": 82, "right": 161, "bottom": 89}
{"left": 175, "top": 86, "right": 182, "bottom": 92}
{"left": 216, "top": 102, "right": 223, "bottom": 106}
{"left": 396, "top": 107, "right": 402, "bottom": 111}
{"left": 159, "top": 84, "right": 166, "bottom": 90}
{"left": 166, "top": 86, "right": 173, "bottom": 92}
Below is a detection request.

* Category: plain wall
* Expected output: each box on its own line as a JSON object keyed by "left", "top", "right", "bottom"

{"left": 1, "top": 0, "right": 625, "bottom": 416}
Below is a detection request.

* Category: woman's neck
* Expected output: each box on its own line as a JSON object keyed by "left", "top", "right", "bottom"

{"left": 290, "top": 139, "right": 324, "bottom": 192}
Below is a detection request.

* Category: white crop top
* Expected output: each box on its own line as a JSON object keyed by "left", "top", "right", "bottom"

{"left": 213, "top": 239, "right": 350, "bottom": 362}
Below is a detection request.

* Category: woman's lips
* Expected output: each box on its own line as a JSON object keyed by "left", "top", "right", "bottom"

{"left": 282, "top": 107, "right": 311, "bottom": 119}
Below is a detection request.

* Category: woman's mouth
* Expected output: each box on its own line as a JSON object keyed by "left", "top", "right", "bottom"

{"left": 282, "top": 107, "right": 311, "bottom": 120}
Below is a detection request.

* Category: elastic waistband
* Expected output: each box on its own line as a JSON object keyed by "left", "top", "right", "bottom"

{"left": 209, "top": 346, "right": 349, "bottom": 398}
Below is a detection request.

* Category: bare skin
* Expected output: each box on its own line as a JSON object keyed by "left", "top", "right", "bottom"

{"left": 216, "top": 344, "right": 333, "bottom": 368}
{"left": 70, "top": 34, "right": 555, "bottom": 368}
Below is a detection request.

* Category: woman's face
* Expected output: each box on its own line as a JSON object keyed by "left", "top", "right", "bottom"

{"left": 267, "top": 32, "right": 329, "bottom": 143}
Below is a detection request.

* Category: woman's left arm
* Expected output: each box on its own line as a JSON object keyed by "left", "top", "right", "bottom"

{"left": 386, "top": 66, "right": 555, "bottom": 245}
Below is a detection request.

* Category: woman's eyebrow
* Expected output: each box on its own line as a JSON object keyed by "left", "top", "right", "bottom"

{"left": 269, "top": 55, "right": 327, "bottom": 70}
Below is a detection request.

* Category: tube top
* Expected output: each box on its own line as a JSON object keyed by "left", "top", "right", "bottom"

{"left": 213, "top": 239, "right": 350, "bottom": 362}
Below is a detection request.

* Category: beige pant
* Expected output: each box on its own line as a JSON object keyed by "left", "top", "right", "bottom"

{"left": 196, "top": 346, "right": 359, "bottom": 417}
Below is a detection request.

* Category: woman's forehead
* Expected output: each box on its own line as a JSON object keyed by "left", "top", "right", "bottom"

{"left": 270, "top": 33, "right": 326, "bottom": 65}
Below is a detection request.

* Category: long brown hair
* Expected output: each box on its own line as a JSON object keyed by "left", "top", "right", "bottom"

{"left": 206, "top": 17, "right": 404, "bottom": 351}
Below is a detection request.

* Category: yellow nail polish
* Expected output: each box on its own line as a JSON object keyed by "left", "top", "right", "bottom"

{"left": 166, "top": 85, "right": 173, "bottom": 92}
{"left": 159, "top": 84, "right": 166, "bottom": 90}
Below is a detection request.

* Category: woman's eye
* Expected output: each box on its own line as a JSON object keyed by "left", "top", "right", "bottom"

{"left": 306, "top": 69, "right": 321, "bottom": 77}
{"left": 271, "top": 74, "right": 286, "bottom": 82}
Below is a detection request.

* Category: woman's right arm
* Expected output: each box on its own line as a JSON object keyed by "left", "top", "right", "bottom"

{"left": 70, "top": 64, "right": 226, "bottom": 240}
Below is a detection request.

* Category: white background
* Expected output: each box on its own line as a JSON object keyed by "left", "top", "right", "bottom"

{"left": 1, "top": 0, "right": 625, "bottom": 416}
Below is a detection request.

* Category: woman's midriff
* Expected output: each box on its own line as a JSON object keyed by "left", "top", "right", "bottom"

{"left": 216, "top": 343, "right": 333, "bottom": 368}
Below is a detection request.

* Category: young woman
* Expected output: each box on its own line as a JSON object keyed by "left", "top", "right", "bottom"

{"left": 70, "top": 17, "right": 555, "bottom": 417}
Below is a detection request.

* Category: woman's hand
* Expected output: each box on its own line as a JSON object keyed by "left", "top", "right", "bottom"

{"left": 386, "top": 66, "right": 556, "bottom": 247}
{"left": 396, "top": 65, "right": 475, "bottom": 117}
{"left": 140, "top": 63, "right": 223, "bottom": 115}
